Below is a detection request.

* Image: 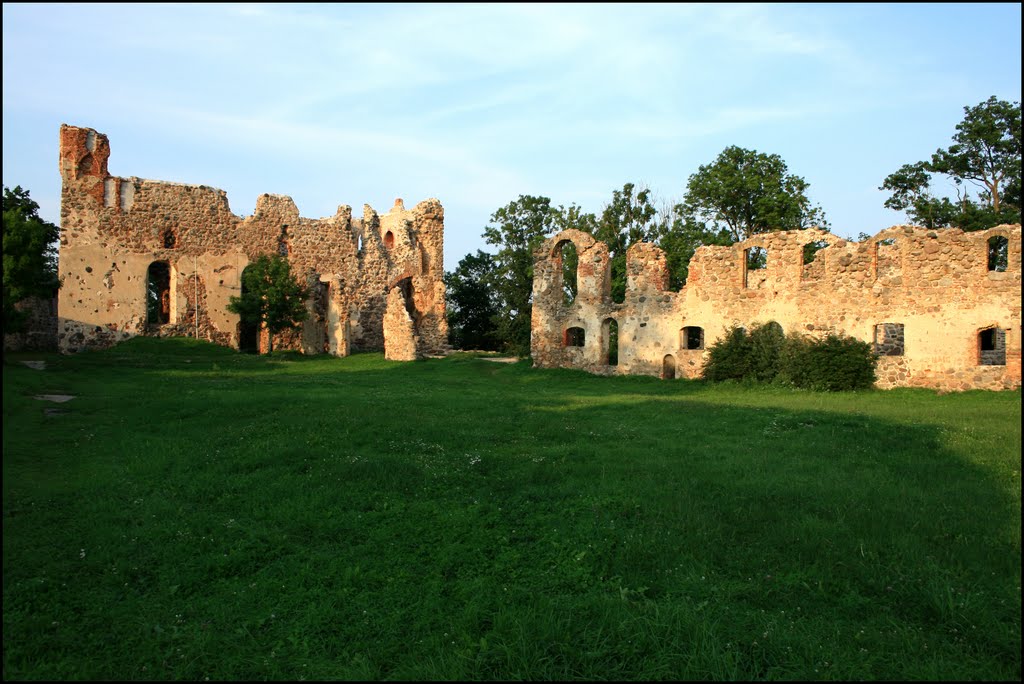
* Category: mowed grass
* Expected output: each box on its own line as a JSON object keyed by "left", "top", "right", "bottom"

{"left": 3, "top": 337, "right": 1020, "bottom": 681}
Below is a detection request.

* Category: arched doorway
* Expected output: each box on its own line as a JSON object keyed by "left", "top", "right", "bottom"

{"left": 146, "top": 261, "right": 171, "bottom": 325}
{"left": 236, "top": 264, "right": 259, "bottom": 353}
{"left": 662, "top": 354, "right": 676, "bottom": 380}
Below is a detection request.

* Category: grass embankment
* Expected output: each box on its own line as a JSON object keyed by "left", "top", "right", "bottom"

{"left": 3, "top": 338, "right": 1021, "bottom": 680}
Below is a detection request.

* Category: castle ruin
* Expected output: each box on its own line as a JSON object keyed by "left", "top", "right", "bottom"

{"left": 56, "top": 125, "right": 447, "bottom": 358}
{"left": 531, "top": 225, "right": 1021, "bottom": 392}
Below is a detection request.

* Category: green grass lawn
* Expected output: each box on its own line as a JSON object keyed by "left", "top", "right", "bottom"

{"left": 3, "top": 337, "right": 1021, "bottom": 680}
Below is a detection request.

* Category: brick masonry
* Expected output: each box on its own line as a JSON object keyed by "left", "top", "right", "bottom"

{"left": 531, "top": 225, "right": 1022, "bottom": 391}
{"left": 55, "top": 125, "right": 447, "bottom": 357}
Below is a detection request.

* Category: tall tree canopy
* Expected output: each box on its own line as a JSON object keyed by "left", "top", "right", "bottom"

{"left": 466, "top": 154, "right": 829, "bottom": 352}
{"left": 481, "top": 195, "right": 559, "bottom": 356}
{"left": 595, "top": 183, "right": 659, "bottom": 303}
{"left": 226, "top": 253, "right": 309, "bottom": 354}
{"left": 444, "top": 250, "right": 501, "bottom": 351}
{"left": 881, "top": 96, "right": 1022, "bottom": 230}
{"left": 3, "top": 185, "right": 61, "bottom": 333}
{"left": 678, "top": 145, "right": 829, "bottom": 243}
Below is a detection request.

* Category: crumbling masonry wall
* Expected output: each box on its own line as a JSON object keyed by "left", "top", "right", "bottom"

{"left": 56, "top": 125, "right": 447, "bottom": 356}
{"left": 531, "top": 225, "right": 1022, "bottom": 391}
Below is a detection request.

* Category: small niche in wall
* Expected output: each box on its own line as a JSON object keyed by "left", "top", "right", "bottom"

{"left": 873, "top": 323, "right": 905, "bottom": 356}
{"left": 563, "top": 326, "right": 585, "bottom": 347}
{"left": 979, "top": 327, "right": 1006, "bottom": 366}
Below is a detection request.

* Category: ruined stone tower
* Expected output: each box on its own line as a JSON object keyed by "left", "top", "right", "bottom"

{"left": 57, "top": 124, "right": 447, "bottom": 358}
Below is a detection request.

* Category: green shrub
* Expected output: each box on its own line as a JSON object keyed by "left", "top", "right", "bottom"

{"left": 703, "top": 323, "right": 878, "bottom": 391}
{"left": 748, "top": 321, "right": 786, "bottom": 382}
{"left": 780, "top": 333, "right": 877, "bottom": 391}
{"left": 701, "top": 325, "right": 751, "bottom": 382}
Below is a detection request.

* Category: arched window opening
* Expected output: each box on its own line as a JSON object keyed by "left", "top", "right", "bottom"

{"left": 237, "top": 264, "right": 259, "bottom": 353}
{"left": 662, "top": 354, "right": 676, "bottom": 380}
{"left": 397, "top": 277, "right": 417, "bottom": 320}
{"left": 384, "top": 231, "right": 395, "bottom": 250}
{"left": 874, "top": 323, "right": 905, "bottom": 356}
{"left": 602, "top": 318, "right": 618, "bottom": 366}
{"left": 681, "top": 326, "right": 704, "bottom": 350}
{"left": 559, "top": 241, "right": 579, "bottom": 305}
{"left": 356, "top": 234, "right": 364, "bottom": 257}
{"left": 146, "top": 261, "right": 172, "bottom": 325}
{"left": 979, "top": 327, "right": 1006, "bottom": 366}
{"left": 564, "top": 327, "right": 585, "bottom": 347}
{"left": 744, "top": 247, "right": 768, "bottom": 289}
{"left": 988, "top": 235, "right": 1009, "bottom": 272}
{"left": 162, "top": 229, "right": 177, "bottom": 249}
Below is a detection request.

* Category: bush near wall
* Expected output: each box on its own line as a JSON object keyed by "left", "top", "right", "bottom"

{"left": 703, "top": 323, "right": 878, "bottom": 391}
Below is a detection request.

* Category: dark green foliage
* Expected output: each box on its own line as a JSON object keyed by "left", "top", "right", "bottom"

{"left": 701, "top": 325, "right": 752, "bottom": 382}
{"left": 881, "top": 96, "right": 1022, "bottom": 230}
{"left": 678, "top": 146, "right": 830, "bottom": 243}
{"left": 445, "top": 250, "right": 501, "bottom": 351}
{"left": 748, "top": 322, "right": 786, "bottom": 382}
{"left": 703, "top": 323, "right": 878, "bottom": 391}
{"left": 226, "top": 253, "right": 309, "bottom": 353}
{"left": 2, "top": 185, "right": 61, "bottom": 333}
{"left": 780, "top": 334, "right": 878, "bottom": 391}
{"left": 482, "top": 195, "right": 559, "bottom": 356}
{"left": 595, "top": 183, "right": 658, "bottom": 303}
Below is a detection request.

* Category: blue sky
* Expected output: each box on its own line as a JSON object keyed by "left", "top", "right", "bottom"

{"left": 3, "top": 3, "right": 1021, "bottom": 269}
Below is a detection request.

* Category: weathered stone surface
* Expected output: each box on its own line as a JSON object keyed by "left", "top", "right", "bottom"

{"left": 55, "top": 125, "right": 447, "bottom": 356}
{"left": 383, "top": 286, "right": 418, "bottom": 361}
{"left": 531, "top": 226, "right": 1022, "bottom": 391}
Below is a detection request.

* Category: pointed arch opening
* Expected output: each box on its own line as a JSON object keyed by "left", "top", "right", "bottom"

{"left": 602, "top": 318, "right": 618, "bottom": 366}
{"left": 146, "top": 261, "right": 174, "bottom": 325}
{"left": 236, "top": 264, "right": 260, "bottom": 353}
{"left": 556, "top": 240, "right": 579, "bottom": 305}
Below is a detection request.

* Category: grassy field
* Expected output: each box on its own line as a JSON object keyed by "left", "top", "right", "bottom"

{"left": 3, "top": 337, "right": 1021, "bottom": 680}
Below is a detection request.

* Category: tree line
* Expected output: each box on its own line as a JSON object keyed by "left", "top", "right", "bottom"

{"left": 446, "top": 96, "right": 1022, "bottom": 356}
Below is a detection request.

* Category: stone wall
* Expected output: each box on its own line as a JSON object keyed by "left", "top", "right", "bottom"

{"left": 3, "top": 296, "right": 58, "bottom": 352}
{"left": 531, "top": 225, "right": 1022, "bottom": 392}
{"left": 56, "top": 125, "right": 447, "bottom": 357}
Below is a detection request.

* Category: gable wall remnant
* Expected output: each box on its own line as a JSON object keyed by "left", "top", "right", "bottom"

{"left": 56, "top": 125, "right": 447, "bottom": 357}
{"left": 531, "top": 225, "right": 1022, "bottom": 391}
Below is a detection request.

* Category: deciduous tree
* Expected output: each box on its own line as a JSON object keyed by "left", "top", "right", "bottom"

{"left": 227, "top": 254, "right": 309, "bottom": 354}
{"left": 881, "top": 96, "right": 1021, "bottom": 230}
{"left": 3, "top": 186, "right": 60, "bottom": 333}
{"left": 445, "top": 250, "right": 501, "bottom": 351}
{"left": 679, "top": 146, "right": 829, "bottom": 243}
{"left": 481, "top": 195, "right": 558, "bottom": 356}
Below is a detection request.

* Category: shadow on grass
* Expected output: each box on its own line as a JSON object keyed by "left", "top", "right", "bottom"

{"left": 3, "top": 337, "right": 1020, "bottom": 680}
